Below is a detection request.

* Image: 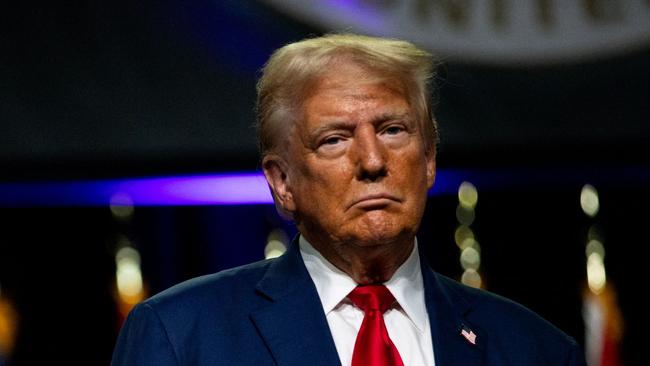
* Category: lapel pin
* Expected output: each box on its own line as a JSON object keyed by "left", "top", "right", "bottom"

{"left": 460, "top": 325, "right": 477, "bottom": 345}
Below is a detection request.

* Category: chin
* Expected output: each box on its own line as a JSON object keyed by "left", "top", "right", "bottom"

{"left": 345, "top": 221, "right": 414, "bottom": 248}
{"left": 367, "top": 210, "right": 413, "bottom": 232}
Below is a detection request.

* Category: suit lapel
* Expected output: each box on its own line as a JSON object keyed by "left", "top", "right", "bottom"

{"left": 251, "top": 239, "right": 341, "bottom": 366}
{"left": 250, "top": 239, "right": 486, "bottom": 366}
{"left": 421, "top": 258, "right": 486, "bottom": 366}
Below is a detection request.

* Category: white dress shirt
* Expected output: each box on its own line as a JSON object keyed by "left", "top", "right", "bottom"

{"left": 299, "top": 236, "right": 436, "bottom": 366}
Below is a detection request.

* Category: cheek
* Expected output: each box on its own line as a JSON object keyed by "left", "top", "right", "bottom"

{"left": 397, "top": 153, "right": 428, "bottom": 182}
{"left": 292, "top": 170, "right": 340, "bottom": 211}
{"left": 395, "top": 158, "right": 431, "bottom": 214}
{"left": 302, "top": 160, "right": 351, "bottom": 190}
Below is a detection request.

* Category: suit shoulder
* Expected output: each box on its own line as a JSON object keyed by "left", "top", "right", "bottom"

{"left": 143, "top": 258, "right": 273, "bottom": 314}
{"left": 116, "top": 259, "right": 281, "bottom": 365}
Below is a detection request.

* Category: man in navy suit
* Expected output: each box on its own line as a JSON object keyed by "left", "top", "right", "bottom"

{"left": 112, "top": 34, "right": 586, "bottom": 365}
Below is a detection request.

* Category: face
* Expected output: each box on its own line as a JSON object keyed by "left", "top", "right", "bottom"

{"left": 263, "top": 62, "right": 435, "bottom": 251}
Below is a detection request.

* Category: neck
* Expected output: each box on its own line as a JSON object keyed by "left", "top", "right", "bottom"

{"left": 305, "top": 234, "right": 415, "bottom": 285}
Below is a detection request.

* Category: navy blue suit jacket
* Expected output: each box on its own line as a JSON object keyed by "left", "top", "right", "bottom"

{"left": 112, "top": 240, "right": 585, "bottom": 365}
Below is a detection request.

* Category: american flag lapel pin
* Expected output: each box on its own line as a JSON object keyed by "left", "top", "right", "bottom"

{"left": 460, "top": 325, "right": 477, "bottom": 345}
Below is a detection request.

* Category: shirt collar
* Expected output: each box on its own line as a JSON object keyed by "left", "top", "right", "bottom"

{"left": 299, "top": 236, "right": 428, "bottom": 333}
{"left": 384, "top": 238, "right": 427, "bottom": 333}
{"left": 299, "top": 236, "right": 358, "bottom": 315}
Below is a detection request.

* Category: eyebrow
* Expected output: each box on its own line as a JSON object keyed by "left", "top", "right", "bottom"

{"left": 370, "top": 111, "right": 412, "bottom": 125}
{"left": 307, "top": 111, "right": 413, "bottom": 142}
{"left": 309, "top": 121, "right": 356, "bottom": 140}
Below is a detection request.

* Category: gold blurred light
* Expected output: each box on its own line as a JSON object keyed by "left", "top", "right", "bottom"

{"left": 0, "top": 294, "right": 18, "bottom": 358}
{"left": 110, "top": 192, "right": 134, "bottom": 220}
{"left": 461, "top": 268, "right": 482, "bottom": 288}
{"left": 456, "top": 204, "right": 475, "bottom": 226}
{"left": 587, "top": 252, "right": 606, "bottom": 294}
{"left": 460, "top": 247, "right": 481, "bottom": 270}
{"left": 264, "top": 240, "right": 286, "bottom": 259}
{"left": 454, "top": 225, "right": 474, "bottom": 248}
{"left": 116, "top": 235, "right": 132, "bottom": 249}
{"left": 265, "top": 229, "right": 289, "bottom": 259}
{"left": 580, "top": 184, "right": 599, "bottom": 217}
{"left": 115, "top": 247, "right": 144, "bottom": 303}
{"left": 587, "top": 225, "right": 603, "bottom": 241}
{"left": 458, "top": 181, "right": 478, "bottom": 209}
{"left": 116, "top": 246, "right": 140, "bottom": 267}
{"left": 459, "top": 238, "right": 481, "bottom": 253}
{"left": 586, "top": 239, "right": 605, "bottom": 259}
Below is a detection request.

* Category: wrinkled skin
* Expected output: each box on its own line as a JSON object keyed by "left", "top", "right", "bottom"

{"left": 263, "top": 61, "right": 435, "bottom": 284}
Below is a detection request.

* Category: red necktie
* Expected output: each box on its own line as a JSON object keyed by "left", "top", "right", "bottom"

{"left": 348, "top": 285, "right": 404, "bottom": 366}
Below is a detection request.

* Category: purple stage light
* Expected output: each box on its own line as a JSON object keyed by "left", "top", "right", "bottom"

{"left": 115, "top": 173, "right": 274, "bottom": 205}
{"left": 0, "top": 171, "right": 462, "bottom": 207}
{"left": 3, "top": 168, "right": 645, "bottom": 207}
{"left": 0, "top": 173, "right": 274, "bottom": 207}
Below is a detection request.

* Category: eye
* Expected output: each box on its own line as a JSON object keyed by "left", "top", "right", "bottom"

{"left": 383, "top": 125, "right": 405, "bottom": 135}
{"left": 322, "top": 136, "right": 344, "bottom": 146}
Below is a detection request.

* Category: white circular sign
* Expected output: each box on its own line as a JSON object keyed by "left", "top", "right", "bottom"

{"left": 262, "top": 0, "right": 650, "bottom": 64}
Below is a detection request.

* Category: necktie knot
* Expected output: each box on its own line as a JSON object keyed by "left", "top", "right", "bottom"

{"left": 348, "top": 285, "right": 396, "bottom": 313}
{"left": 348, "top": 285, "right": 404, "bottom": 366}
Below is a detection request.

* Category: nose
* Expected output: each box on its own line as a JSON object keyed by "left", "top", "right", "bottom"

{"left": 353, "top": 126, "right": 388, "bottom": 181}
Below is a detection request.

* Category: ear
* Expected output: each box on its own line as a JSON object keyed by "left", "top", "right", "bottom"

{"left": 262, "top": 154, "right": 296, "bottom": 214}
{"left": 425, "top": 148, "right": 436, "bottom": 188}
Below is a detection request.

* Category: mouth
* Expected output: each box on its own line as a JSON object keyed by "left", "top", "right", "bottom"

{"left": 349, "top": 193, "right": 401, "bottom": 210}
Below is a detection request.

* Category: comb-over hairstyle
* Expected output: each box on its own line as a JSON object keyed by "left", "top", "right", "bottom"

{"left": 256, "top": 33, "right": 440, "bottom": 158}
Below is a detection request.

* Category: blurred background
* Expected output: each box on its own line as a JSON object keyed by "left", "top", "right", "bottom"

{"left": 1, "top": 1, "right": 648, "bottom": 365}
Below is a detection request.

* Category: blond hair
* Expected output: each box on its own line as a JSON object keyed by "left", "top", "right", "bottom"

{"left": 256, "top": 33, "right": 439, "bottom": 157}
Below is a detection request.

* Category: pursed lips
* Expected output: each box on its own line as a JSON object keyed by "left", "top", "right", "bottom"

{"left": 348, "top": 193, "right": 401, "bottom": 210}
